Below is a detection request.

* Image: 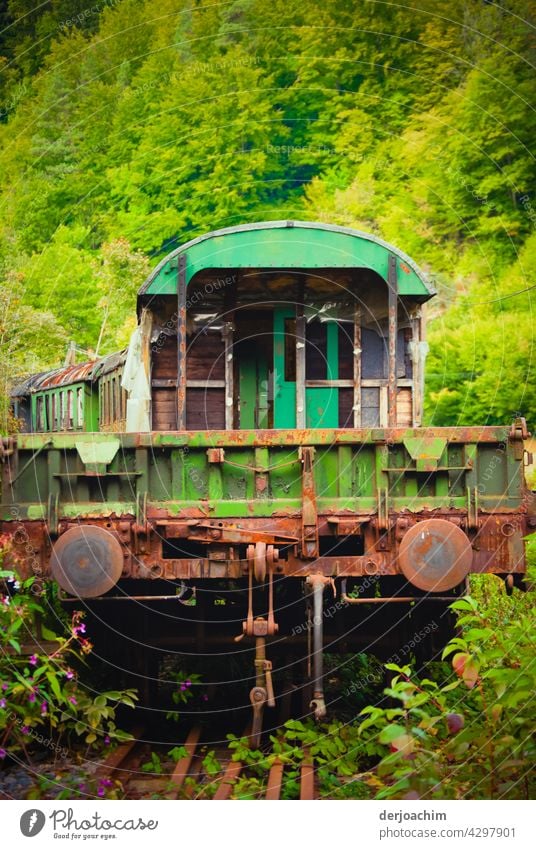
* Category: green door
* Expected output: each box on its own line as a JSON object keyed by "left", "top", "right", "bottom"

{"left": 273, "top": 309, "right": 341, "bottom": 429}
{"left": 273, "top": 307, "right": 297, "bottom": 428}
{"left": 238, "top": 341, "right": 269, "bottom": 429}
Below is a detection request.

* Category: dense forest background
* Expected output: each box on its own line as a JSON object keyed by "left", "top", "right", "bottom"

{"left": 0, "top": 0, "right": 534, "bottom": 427}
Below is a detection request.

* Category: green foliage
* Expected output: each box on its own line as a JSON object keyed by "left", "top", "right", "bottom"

{"left": 141, "top": 751, "right": 163, "bottom": 774}
{"left": 0, "top": 543, "right": 137, "bottom": 764}
{"left": 165, "top": 669, "right": 203, "bottom": 722}
{"left": 357, "top": 580, "right": 535, "bottom": 799}
{"left": 0, "top": 0, "right": 533, "bottom": 427}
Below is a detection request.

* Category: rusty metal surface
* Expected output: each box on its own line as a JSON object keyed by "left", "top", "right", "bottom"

{"left": 11, "top": 353, "right": 126, "bottom": 397}
{"left": 300, "top": 750, "right": 316, "bottom": 800}
{"left": 398, "top": 518, "right": 473, "bottom": 592}
{"left": 50, "top": 525, "right": 124, "bottom": 598}
{"left": 3, "top": 507, "right": 529, "bottom": 584}
{"left": 94, "top": 726, "right": 144, "bottom": 781}
{"left": 387, "top": 253, "right": 398, "bottom": 427}
{"left": 213, "top": 759, "right": 243, "bottom": 800}
{"left": 265, "top": 759, "right": 285, "bottom": 800}
{"left": 7, "top": 424, "right": 520, "bottom": 449}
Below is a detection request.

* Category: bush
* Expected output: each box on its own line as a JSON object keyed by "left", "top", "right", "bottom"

{"left": 0, "top": 543, "right": 136, "bottom": 766}
{"left": 358, "top": 574, "right": 535, "bottom": 799}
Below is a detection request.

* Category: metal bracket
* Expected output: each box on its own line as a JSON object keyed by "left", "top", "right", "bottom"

{"left": 75, "top": 439, "right": 120, "bottom": 476}
{"left": 207, "top": 448, "right": 225, "bottom": 463}
{"left": 377, "top": 487, "right": 389, "bottom": 531}
{"left": 300, "top": 446, "right": 318, "bottom": 558}
{"left": 47, "top": 492, "right": 59, "bottom": 537}
{"left": 509, "top": 417, "right": 529, "bottom": 461}
{"left": 466, "top": 486, "right": 479, "bottom": 530}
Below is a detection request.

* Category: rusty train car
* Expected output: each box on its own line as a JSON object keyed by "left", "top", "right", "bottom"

{"left": 2, "top": 221, "right": 533, "bottom": 731}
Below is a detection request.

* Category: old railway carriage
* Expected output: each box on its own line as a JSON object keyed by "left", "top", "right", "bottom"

{"left": 2, "top": 221, "right": 532, "bottom": 728}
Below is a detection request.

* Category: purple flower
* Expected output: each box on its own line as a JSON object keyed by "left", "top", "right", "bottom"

{"left": 73, "top": 624, "right": 86, "bottom": 637}
{"left": 99, "top": 779, "right": 112, "bottom": 787}
{"left": 97, "top": 787, "right": 105, "bottom": 797}
{"left": 69, "top": 696, "right": 77, "bottom": 705}
{"left": 29, "top": 655, "right": 38, "bottom": 667}
{"left": 21, "top": 726, "right": 30, "bottom": 735}
{"left": 202, "top": 694, "right": 209, "bottom": 702}
{"left": 28, "top": 692, "right": 36, "bottom": 703}
{"left": 185, "top": 680, "right": 192, "bottom": 688}
{"left": 40, "top": 702, "right": 47, "bottom": 715}
{"left": 0, "top": 748, "right": 6, "bottom": 759}
{"left": 65, "top": 670, "right": 74, "bottom": 680}
{"left": 104, "top": 736, "right": 110, "bottom": 746}
{"left": 0, "top": 698, "right": 6, "bottom": 709}
{"left": 1, "top": 683, "right": 7, "bottom": 691}
{"left": 180, "top": 684, "right": 187, "bottom": 692}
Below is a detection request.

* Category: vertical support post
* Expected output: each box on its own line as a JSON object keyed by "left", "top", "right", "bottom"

{"left": 353, "top": 303, "right": 361, "bottom": 427}
{"left": 410, "top": 307, "right": 422, "bottom": 426}
{"left": 306, "top": 575, "right": 328, "bottom": 721}
{"left": 223, "top": 322, "right": 234, "bottom": 430}
{"left": 296, "top": 296, "right": 306, "bottom": 429}
{"left": 223, "top": 274, "right": 236, "bottom": 431}
{"left": 387, "top": 254, "right": 398, "bottom": 428}
{"left": 177, "top": 253, "right": 187, "bottom": 431}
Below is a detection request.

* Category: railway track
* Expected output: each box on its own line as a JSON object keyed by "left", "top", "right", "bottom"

{"left": 95, "top": 726, "right": 318, "bottom": 800}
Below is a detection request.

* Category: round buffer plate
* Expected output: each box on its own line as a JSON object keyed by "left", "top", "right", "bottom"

{"left": 398, "top": 518, "right": 472, "bottom": 592}
{"left": 51, "top": 525, "right": 123, "bottom": 598}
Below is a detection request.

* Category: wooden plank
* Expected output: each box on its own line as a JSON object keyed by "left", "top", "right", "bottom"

{"left": 296, "top": 301, "right": 306, "bottom": 428}
{"left": 305, "top": 379, "right": 354, "bottom": 388}
{"left": 213, "top": 759, "right": 242, "bottom": 800}
{"left": 265, "top": 759, "right": 284, "bottom": 800}
{"left": 168, "top": 725, "right": 202, "bottom": 797}
{"left": 177, "top": 253, "right": 187, "bottom": 430}
{"left": 353, "top": 304, "right": 361, "bottom": 427}
{"left": 95, "top": 726, "right": 143, "bottom": 780}
{"left": 223, "top": 322, "right": 234, "bottom": 430}
{"left": 387, "top": 254, "right": 398, "bottom": 427}
{"left": 300, "top": 749, "right": 315, "bottom": 800}
{"left": 186, "top": 379, "right": 226, "bottom": 389}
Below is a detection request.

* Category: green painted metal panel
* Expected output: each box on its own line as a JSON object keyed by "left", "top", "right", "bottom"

{"left": 1, "top": 427, "right": 525, "bottom": 525}
{"left": 306, "top": 388, "right": 338, "bottom": 428}
{"left": 85, "top": 387, "right": 99, "bottom": 432}
{"left": 273, "top": 306, "right": 296, "bottom": 429}
{"left": 141, "top": 222, "right": 432, "bottom": 299}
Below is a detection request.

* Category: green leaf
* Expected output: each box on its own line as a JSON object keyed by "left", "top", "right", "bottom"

{"left": 378, "top": 724, "right": 407, "bottom": 744}
{"left": 46, "top": 672, "right": 63, "bottom": 703}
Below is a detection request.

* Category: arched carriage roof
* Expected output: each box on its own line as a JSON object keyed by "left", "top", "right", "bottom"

{"left": 138, "top": 220, "right": 435, "bottom": 300}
